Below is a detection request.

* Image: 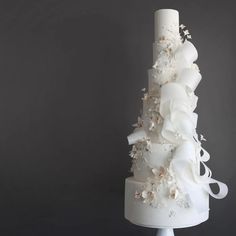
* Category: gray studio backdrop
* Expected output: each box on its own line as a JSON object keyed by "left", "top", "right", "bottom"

{"left": 0, "top": 0, "right": 234, "bottom": 235}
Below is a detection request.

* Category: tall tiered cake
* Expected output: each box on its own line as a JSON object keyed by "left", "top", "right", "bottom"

{"left": 125, "top": 9, "right": 228, "bottom": 229}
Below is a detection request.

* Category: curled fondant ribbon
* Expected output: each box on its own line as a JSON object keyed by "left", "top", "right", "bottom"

{"left": 158, "top": 44, "right": 228, "bottom": 208}
{"left": 177, "top": 68, "right": 202, "bottom": 92}
{"left": 169, "top": 141, "right": 209, "bottom": 212}
{"left": 174, "top": 41, "right": 198, "bottom": 76}
{"left": 127, "top": 129, "right": 147, "bottom": 145}
{"left": 160, "top": 82, "right": 197, "bottom": 118}
{"left": 170, "top": 141, "right": 228, "bottom": 212}
{"left": 163, "top": 110, "right": 228, "bottom": 207}
{"left": 161, "top": 111, "right": 195, "bottom": 144}
{"left": 175, "top": 41, "right": 198, "bottom": 65}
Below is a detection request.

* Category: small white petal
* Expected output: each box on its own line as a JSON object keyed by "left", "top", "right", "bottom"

{"left": 141, "top": 190, "right": 148, "bottom": 199}
{"left": 183, "top": 29, "right": 189, "bottom": 35}
{"left": 152, "top": 168, "right": 159, "bottom": 176}
{"left": 200, "top": 134, "right": 207, "bottom": 141}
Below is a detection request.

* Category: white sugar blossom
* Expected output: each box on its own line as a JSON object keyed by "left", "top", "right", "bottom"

{"left": 179, "top": 23, "right": 192, "bottom": 42}
{"left": 183, "top": 29, "right": 190, "bottom": 35}
{"left": 134, "top": 165, "right": 184, "bottom": 207}
{"left": 141, "top": 190, "right": 157, "bottom": 204}
{"left": 192, "top": 63, "right": 200, "bottom": 72}
{"left": 129, "top": 138, "right": 151, "bottom": 161}
{"left": 200, "top": 134, "right": 207, "bottom": 141}
{"left": 135, "top": 191, "right": 141, "bottom": 199}
{"left": 141, "top": 93, "right": 148, "bottom": 101}
{"left": 149, "top": 120, "right": 155, "bottom": 131}
{"left": 169, "top": 187, "right": 179, "bottom": 199}
{"left": 132, "top": 116, "right": 143, "bottom": 128}
{"left": 152, "top": 166, "right": 166, "bottom": 179}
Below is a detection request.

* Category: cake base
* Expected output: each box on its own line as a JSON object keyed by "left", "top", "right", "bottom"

{"left": 125, "top": 177, "right": 209, "bottom": 228}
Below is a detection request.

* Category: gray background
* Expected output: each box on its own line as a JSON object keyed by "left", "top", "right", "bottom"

{"left": 0, "top": 0, "right": 234, "bottom": 235}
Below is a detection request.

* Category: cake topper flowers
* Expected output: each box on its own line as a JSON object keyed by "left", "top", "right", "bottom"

{"left": 179, "top": 24, "right": 192, "bottom": 42}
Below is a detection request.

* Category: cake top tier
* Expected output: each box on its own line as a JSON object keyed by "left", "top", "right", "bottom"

{"left": 154, "top": 9, "right": 179, "bottom": 42}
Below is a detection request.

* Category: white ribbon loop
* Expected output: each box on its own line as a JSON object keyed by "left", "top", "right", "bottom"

{"left": 203, "top": 178, "right": 229, "bottom": 199}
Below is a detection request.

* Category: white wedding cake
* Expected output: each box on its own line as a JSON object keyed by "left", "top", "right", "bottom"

{"left": 125, "top": 9, "right": 228, "bottom": 229}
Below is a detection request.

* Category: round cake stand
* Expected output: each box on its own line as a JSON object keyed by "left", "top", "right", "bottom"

{"left": 156, "top": 228, "right": 174, "bottom": 236}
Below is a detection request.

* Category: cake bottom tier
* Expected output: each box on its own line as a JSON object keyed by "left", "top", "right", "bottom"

{"left": 125, "top": 177, "right": 209, "bottom": 228}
